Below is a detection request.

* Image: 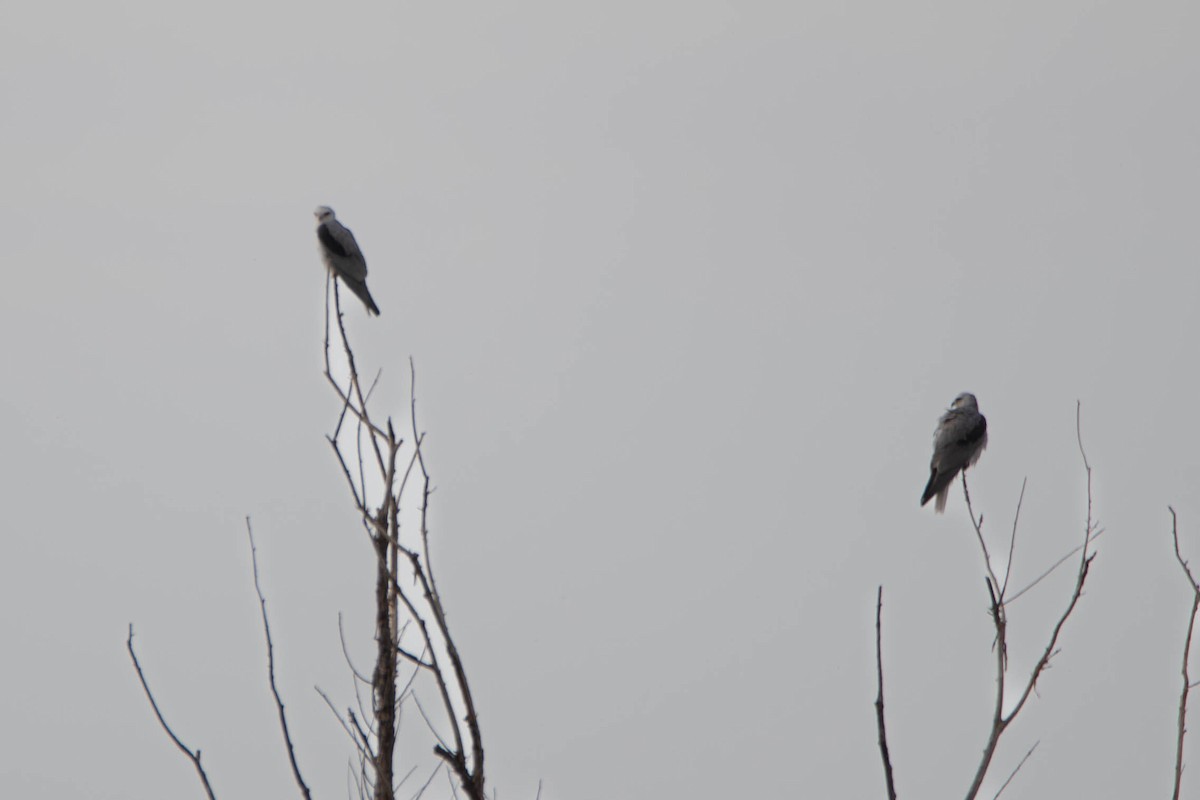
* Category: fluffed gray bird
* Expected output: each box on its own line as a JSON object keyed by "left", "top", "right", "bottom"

{"left": 315, "top": 206, "right": 381, "bottom": 315}
{"left": 920, "top": 392, "right": 988, "bottom": 513}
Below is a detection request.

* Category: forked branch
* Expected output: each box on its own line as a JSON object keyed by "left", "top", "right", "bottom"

{"left": 246, "top": 518, "right": 313, "bottom": 800}
{"left": 126, "top": 626, "right": 218, "bottom": 800}
{"left": 961, "top": 402, "right": 1097, "bottom": 800}
{"left": 325, "top": 283, "right": 486, "bottom": 800}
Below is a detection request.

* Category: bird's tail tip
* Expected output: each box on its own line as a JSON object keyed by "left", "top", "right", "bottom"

{"left": 920, "top": 476, "right": 937, "bottom": 507}
{"left": 920, "top": 484, "right": 949, "bottom": 513}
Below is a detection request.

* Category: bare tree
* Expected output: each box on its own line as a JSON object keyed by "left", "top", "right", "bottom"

{"left": 321, "top": 279, "right": 485, "bottom": 800}
{"left": 128, "top": 278, "right": 486, "bottom": 800}
{"left": 874, "top": 403, "right": 1100, "bottom": 799}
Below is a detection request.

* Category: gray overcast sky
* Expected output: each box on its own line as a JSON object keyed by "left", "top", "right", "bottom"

{"left": 3, "top": 1, "right": 1199, "bottom": 798}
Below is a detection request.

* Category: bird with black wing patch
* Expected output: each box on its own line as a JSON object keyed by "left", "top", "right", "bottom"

{"left": 921, "top": 392, "right": 988, "bottom": 513}
{"left": 315, "top": 206, "right": 381, "bottom": 316}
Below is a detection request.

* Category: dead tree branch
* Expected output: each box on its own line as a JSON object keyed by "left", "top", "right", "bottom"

{"left": 318, "top": 686, "right": 374, "bottom": 763}
{"left": 991, "top": 740, "right": 1038, "bottom": 800}
{"left": 961, "top": 401, "right": 1097, "bottom": 800}
{"left": 126, "top": 625, "right": 218, "bottom": 800}
{"left": 408, "top": 386, "right": 485, "bottom": 796}
{"left": 1004, "top": 528, "right": 1104, "bottom": 606}
{"left": 1171, "top": 506, "right": 1199, "bottom": 800}
{"left": 129, "top": 274, "right": 490, "bottom": 800}
{"left": 999, "top": 479, "right": 1027, "bottom": 599}
{"left": 325, "top": 284, "right": 486, "bottom": 800}
{"left": 874, "top": 586, "right": 898, "bottom": 800}
{"left": 246, "top": 518, "right": 313, "bottom": 800}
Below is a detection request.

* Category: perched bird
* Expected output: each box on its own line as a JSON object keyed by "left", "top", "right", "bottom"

{"left": 920, "top": 392, "right": 988, "bottom": 513}
{"left": 314, "top": 206, "right": 381, "bottom": 315}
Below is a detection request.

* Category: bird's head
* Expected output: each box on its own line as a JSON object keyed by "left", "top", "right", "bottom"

{"left": 951, "top": 393, "right": 979, "bottom": 411}
{"left": 314, "top": 206, "right": 336, "bottom": 223}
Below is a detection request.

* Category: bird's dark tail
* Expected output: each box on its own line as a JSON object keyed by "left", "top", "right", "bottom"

{"left": 341, "top": 276, "right": 381, "bottom": 316}
{"left": 920, "top": 474, "right": 937, "bottom": 507}
{"left": 920, "top": 469, "right": 950, "bottom": 513}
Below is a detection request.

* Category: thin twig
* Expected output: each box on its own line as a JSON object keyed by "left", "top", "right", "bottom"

{"left": 357, "top": 413, "right": 371, "bottom": 514}
{"left": 324, "top": 281, "right": 388, "bottom": 443}
{"left": 389, "top": 549, "right": 464, "bottom": 757}
{"left": 991, "top": 740, "right": 1038, "bottom": 800}
{"left": 445, "top": 769, "right": 462, "bottom": 800}
{"left": 398, "top": 646, "right": 435, "bottom": 670}
{"left": 356, "top": 755, "right": 372, "bottom": 800}
{"left": 874, "top": 586, "right": 898, "bottom": 800}
{"left": 964, "top": 564, "right": 1010, "bottom": 800}
{"left": 350, "top": 662, "right": 373, "bottom": 744}
{"left": 246, "top": 519, "right": 313, "bottom": 800}
{"left": 398, "top": 649, "right": 427, "bottom": 707}
{"left": 964, "top": 471, "right": 1009, "bottom": 677}
{"left": 327, "top": 436, "right": 370, "bottom": 519}
{"left": 395, "top": 763, "right": 420, "bottom": 792}
{"left": 126, "top": 625, "right": 218, "bottom": 800}
{"left": 347, "top": 708, "right": 377, "bottom": 765}
{"left": 408, "top": 763, "right": 444, "bottom": 800}
{"left": 348, "top": 757, "right": 365, "bottom": 800}
{"left": 334, "top": 282, "right": 387, "bottom": 475}
{"left": 1171, "top": 506, "right": 1199, "bottom": 800}
{"left": 963, "top": 473, "right": 1002, "bottom": 603}
{"left": 317, "top": 686, "right": 374, "bottom": 760}
{"left": 339, "top": 612, "right": 372, "bottom": 684}
{"left": 1076, "top": 401, "right": 1090, "bottom": 471}
{"left": 408, "top": 388, "right": 486, "bottom": 797}
{"left": 410, "top": 691, "right": 452, "bottom": 752}
{"left": 999, "top": 478, "right": 1028, "bottom": 600}
{"left": 396, "top": 445, "right": 424, "bottom": 513}
{"left": 1005, "top": 528, "right": 1105, "bottom": 606}
{"left": 409, "top": 359, "right": 439, "bottom": 605}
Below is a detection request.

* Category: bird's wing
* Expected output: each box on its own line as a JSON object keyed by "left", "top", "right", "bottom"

{"left": 319, "top": 222, "right": 368, "bottom": 280}
{"left": 932, "top": 410, "right": 987, "bottom": 470}
{"left": 922, "top": 406, "right": 986, "bottom": 510}
{"left": 961, "top": 414, "right": 987, "bottom": 466}
{"left": 339, "top": 273, "right": 381, "bottom": 316}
